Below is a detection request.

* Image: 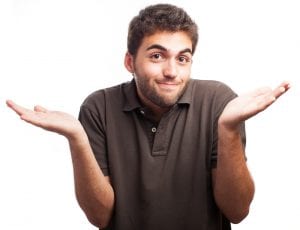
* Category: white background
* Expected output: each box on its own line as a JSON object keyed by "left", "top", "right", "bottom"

{"left": 1, "top": 0, "right": 299, "bottom": 229}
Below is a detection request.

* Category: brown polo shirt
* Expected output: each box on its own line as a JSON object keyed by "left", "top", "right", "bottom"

{"left": 78, "top": 79, "right": 245, "bottom": 230}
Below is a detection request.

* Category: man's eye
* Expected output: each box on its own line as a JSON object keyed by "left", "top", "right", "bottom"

{"left": 151, "top": 53, "right": 162, "bottom": 59}
{"left": 178, "top": 56, "right": 190, "bottom": 64}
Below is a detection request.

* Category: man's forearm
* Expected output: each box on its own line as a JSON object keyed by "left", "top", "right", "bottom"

{"left": 213, "top": 124, "right": 255, "bottom": 224}
{"left": 68, "top": 131, "right": 114, "bottom": 228}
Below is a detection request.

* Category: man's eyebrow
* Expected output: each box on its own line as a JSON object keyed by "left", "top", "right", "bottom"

{"left": 146, "top": 44, "right": 192, "bottom": 54}
{"left": 180, "top": 48, "right": 193, "bottom": 54}
{"left": 146, "top": 44, "right": 167, "bottom": 51}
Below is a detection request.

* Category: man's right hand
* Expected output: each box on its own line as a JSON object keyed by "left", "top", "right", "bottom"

{"left": 7, "top": 99, "right": 115, "bottom": 228}
{"left": 6, "top": 100, "right": 84, "bottom": 140}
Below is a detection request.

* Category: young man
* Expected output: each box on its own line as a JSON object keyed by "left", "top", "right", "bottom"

{"left": 7, "top": 4, "right": 290, "bottom": 230}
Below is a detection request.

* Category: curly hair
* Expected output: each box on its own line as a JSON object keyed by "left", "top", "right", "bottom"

{"left": 127, "top": 4, "right": 198, "bottom": 56}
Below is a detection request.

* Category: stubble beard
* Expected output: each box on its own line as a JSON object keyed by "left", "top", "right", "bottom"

{"left": 135, "top": 74, "right": 189, "bottom": 108}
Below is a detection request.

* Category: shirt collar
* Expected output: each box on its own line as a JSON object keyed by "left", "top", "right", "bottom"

{"left": 122, "top": 79, "right": 193, "bottom": 112}
{"left": 122, "top": 79, "right": 142, "bottom": 112}
{"left": 177, "top": 79, "right": 193, "bottom": 105}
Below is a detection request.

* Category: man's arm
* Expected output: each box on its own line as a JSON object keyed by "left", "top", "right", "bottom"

{"left": 68, "top": 130, "right": 114, "bottom": 228}
{"left": 6, "top": 100, "right": 114, "bottom": 228}
{"left": 212, "top": 82, "right": 290, "bottom": 223}
{"left": 212, "top": 126, "right": 254, "bottom": 224}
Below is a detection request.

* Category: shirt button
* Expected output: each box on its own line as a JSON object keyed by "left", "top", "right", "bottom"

{"left": 151, "top": 127, "right": 157, "bottom": 133}
{"left": 140, "top": 110, "right": 145, "bottom": 115}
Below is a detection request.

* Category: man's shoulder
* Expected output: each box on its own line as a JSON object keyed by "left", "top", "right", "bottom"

{"left": 188, "top": 79, "right": 237, "bottom": 118}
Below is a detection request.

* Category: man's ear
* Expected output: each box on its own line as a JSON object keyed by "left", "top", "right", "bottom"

{"left": 124, "top": 52, "right": 134, "bottom": 74}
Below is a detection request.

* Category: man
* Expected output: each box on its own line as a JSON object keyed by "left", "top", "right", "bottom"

{"left": 7, "top": 3, "right": 290, "bottom": 230}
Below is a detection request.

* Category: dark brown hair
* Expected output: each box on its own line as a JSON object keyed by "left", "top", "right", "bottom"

{"left": 127, "top": 4, "right": 198, "bottom": 56}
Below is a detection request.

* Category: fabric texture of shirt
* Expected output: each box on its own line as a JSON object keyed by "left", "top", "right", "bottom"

{"left": 78, "top": 79, "right": 246, "bottom": 230}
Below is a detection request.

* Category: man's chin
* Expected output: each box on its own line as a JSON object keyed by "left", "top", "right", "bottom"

{"left": 153, "top": 95, "right": 180, "bottom": 108}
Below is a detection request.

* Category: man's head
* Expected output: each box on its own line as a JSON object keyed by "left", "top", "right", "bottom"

{"left": 124, "top": 4, "right": 198, "bottom": 113}
{"left": 127, "top": 4, "right": 198, "bottom": 57}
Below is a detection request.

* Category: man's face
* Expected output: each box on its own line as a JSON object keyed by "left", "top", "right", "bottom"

{"left": 130, "top": 31, "right": 193, "bottom": 109}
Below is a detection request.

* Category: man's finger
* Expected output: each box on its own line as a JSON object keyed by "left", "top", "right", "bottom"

{"left": 273, "top": 81, "right": 291, "bottom": 99}
{"left": 6, "top": 100, "right": 32, "bottom": 116}
{"left": 34, "top": 105, "right": 48, "bottom": 113}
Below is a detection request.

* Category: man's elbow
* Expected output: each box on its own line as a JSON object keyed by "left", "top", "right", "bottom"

{"left": 86, "top": 212, "right": 112, "bottom": 229}
{"left": 81, "top": 201, "right": 114, "bottom": 229}
{"left": 227, "top": 207, "right": 250, "bottom": 224}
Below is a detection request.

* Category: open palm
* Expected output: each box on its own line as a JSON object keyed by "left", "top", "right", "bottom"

{"left": 219, "top": 82, "right": 291, "bottom": 129}
{"left": 6, "top": 100, "right": 83, "bottom": 139}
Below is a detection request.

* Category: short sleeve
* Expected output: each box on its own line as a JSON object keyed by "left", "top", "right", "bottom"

{"left": 210, "top": 83, "right": 247, "bottom": 168}
{"left": 78, "top": 105, "right": 110, "bottom": 176}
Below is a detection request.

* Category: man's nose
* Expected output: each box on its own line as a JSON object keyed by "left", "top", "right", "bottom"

{"left": 163, "top": 59, "right": 178, "bottom": 79}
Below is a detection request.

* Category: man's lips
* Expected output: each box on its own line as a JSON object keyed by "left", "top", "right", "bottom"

{"left": 156, "top": 80, "right": 180, "bottom": 85}
{"left": 156, "top": 81, "right": 180, "bottom": 90}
